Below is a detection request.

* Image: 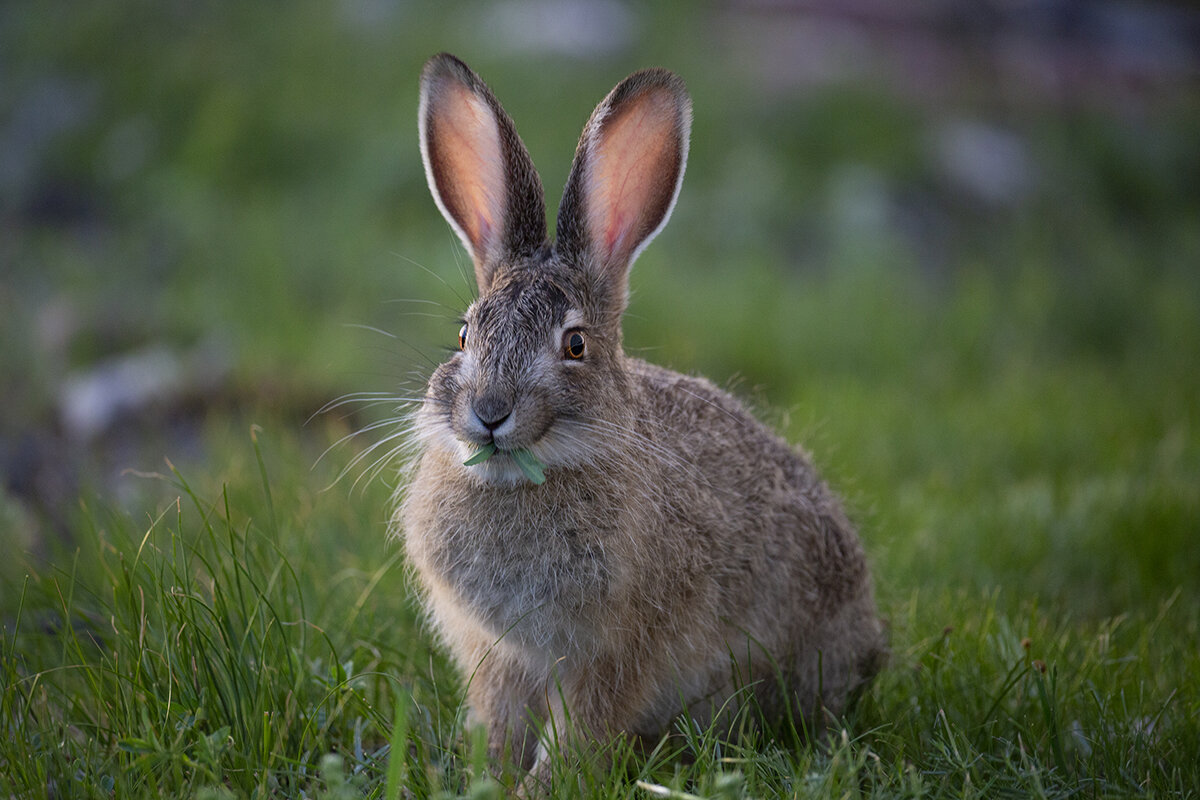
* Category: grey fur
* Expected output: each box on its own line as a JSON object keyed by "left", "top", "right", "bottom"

{"left": 400, "top": 53, "right": 886, "bottom": 780}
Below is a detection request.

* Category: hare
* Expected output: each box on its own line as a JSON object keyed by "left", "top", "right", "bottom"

{"left": 399, "top": 53, "right": 886, "bottom": 778}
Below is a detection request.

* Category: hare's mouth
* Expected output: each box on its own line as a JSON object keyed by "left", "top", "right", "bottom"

{"left": 441, "top": 416, "right": 603, "bottom": 486}
{"left": 462, "top": 442, "right": 547, "bottom": 485}
{"left": 456, "top": 449, "right": 544, "bottom": 488}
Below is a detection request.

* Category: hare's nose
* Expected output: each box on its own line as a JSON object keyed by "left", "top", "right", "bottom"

{"left": 472, "top": 392, "right": 513, "bottom": 432}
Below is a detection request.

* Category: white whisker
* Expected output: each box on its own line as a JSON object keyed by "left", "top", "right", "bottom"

{"left": 342, "top": 322, "right": 400, "bottom": 339}
{"left": 392, "top": 249, "right": 474, "bottom": 309}
{"left": 331, "top": 423, "right": 419, "bottom": 493}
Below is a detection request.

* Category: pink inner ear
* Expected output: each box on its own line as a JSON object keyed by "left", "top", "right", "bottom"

{"left": 434, "top": 84, "right": 505, "bottom": 258}
{"left": 587, "top": 89, "right": 678, "bottom": 263}
{"left": 603, "top": 211, "right": 628, "bottom": 254}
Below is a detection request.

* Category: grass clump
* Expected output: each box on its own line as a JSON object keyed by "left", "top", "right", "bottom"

{"left": 0, "top": 433, "right": 431, "bottom": 798}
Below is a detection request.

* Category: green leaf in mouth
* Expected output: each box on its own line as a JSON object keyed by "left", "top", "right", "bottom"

{"left": 462, "top": 442, "right": 497, "bottom": 466}
{"left": 509, "top": 448, "right": 547, "bottom": 485}
{"left": 462, "top": 444, "right": 547, "bottom": 485}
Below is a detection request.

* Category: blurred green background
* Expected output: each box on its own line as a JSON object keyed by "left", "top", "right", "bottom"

{"left": 2, "top": 0, "right": 1199, "bottom": 618}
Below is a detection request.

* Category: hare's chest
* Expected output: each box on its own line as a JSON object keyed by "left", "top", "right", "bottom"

{"left": 408, "top": 498, "right": 618, "bottom": 653}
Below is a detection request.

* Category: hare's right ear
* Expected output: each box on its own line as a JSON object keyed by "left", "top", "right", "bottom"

{"left": 419, "top": 53, "right": 546, "bottom": 292}
{"left": 556, "top": 68, "right": 691, "bottom": 310}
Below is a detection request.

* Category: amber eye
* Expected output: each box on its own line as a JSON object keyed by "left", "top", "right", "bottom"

{"left": 563, "top": 330, "right": 586, "bottom": 360}
{"left": 458, "top": 324, "right": 467, "bottom": 350}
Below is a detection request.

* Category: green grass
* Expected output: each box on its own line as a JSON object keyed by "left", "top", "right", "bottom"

{"left": 3, "top": 261, "right": 1197, "bottom": 796}
{"left": 3, "top": 1, "right": 1200, "bottom": 797}
{"left": 3, "top": 453, "right": 1197, "bottom": 797}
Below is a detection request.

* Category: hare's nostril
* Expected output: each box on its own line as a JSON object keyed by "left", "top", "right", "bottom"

{"left": 472, "top": 392, "right": 513, "bottom": 432}
{"left": 477, "top": 412, "right": 510, "bottom": 432}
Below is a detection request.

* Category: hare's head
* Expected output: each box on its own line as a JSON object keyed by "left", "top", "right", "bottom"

{"left": 415, "top": 54, "right": 691, "bottom": 484}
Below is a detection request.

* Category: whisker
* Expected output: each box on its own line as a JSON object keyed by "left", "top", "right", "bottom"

{"left": 340, "top": 290, "right": 456, "bottom": 371}
{"left": 315, "top": 414, "right": 410, "bottom": 470}
{"left": 382, "top": 297, "right": 463, "bottom": 317}
{"left": 556, "top": 416, "right": 716, "bottom": 491}
{"left": 393, "top": 249, "right": 474, "bottom": 309}
{"left": 343, "top": 322, "right": 400, "bottom": 339}
{"left": 445, "top": 231, "right": 475, "bottom": 300}
{"left": 386, "top": 310, "right": 462, "bottom": 321}
{"left": 315, "top": 398, "right": 423, "bottom": 430}
{"left": 331, "top": 424, "right": 419, "bottom": 492}
{"left": 567, "top": 416, "right": 684, "bottom": 465}
{"left": 354, "top": 436, "right": 423, "bottom": 493}
{"left": 312, "top": 391, "right": 413, "bottom": 418}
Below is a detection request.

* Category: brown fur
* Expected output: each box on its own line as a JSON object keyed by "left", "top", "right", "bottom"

{"left": 399, "top": 53, "right": 885, "bottom": 779}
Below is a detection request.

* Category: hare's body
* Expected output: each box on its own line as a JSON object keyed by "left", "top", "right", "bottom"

{"left": 399, "top": 54, "right": 885, "bottom": 775}
{"left": 406, "top": 359, "right": 881, "bottom": 750}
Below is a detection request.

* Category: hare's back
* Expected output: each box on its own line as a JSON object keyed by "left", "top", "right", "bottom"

{"left": 628, "top": 358, "right": 812, "bottom": 488}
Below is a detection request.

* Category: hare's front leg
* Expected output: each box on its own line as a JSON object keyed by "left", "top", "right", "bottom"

{"left": 459, "top": 638, "right": 548, "bottom": 772}
{"left": 525, "top": 651, "right": 659, "bottom": 788}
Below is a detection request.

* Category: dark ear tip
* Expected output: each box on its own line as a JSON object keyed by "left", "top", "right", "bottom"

{"left": 628, "top": 67, "right": 687, "bottom": 89}
{"left": 421, "top": 53, "right": 479, "bottom": 91}
{"left": 614, "top": 68, "right": 691, "bottom": 109}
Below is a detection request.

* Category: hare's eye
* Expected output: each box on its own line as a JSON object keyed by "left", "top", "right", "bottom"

{"left": 458, "top": 324, "right": 468, "bottom": 350}
{"left": 563, "top": 330, "right": 586, "bottom": 360}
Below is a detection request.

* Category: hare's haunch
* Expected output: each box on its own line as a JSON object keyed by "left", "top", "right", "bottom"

{"left": 399, "top": 52, "right": 885, "bottom": 776}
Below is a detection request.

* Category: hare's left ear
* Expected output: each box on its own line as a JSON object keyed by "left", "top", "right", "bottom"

{"left": 419, "top": 53, "right": 546, "bottom": 293}
{"left": 556, "top": 69, "right": 691, "bottom": 304}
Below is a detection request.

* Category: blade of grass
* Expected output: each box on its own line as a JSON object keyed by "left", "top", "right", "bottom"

{"left": 384, "top": 692, "right": 411, "bottom": 800}
{"left": 1033, "top": 663, "right": 1069, "bottom": 776}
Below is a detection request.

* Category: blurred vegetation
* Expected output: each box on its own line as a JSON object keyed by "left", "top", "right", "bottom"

{"left": 2, "top": 1, "right": 1199, "bottom": 797}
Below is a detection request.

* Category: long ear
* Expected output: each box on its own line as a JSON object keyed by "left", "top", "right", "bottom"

{"left": 556, "top": 68, "right": 691, "bottom": 304}
{"left": 419, "top": 53, "right": 546, "bottom": 292}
